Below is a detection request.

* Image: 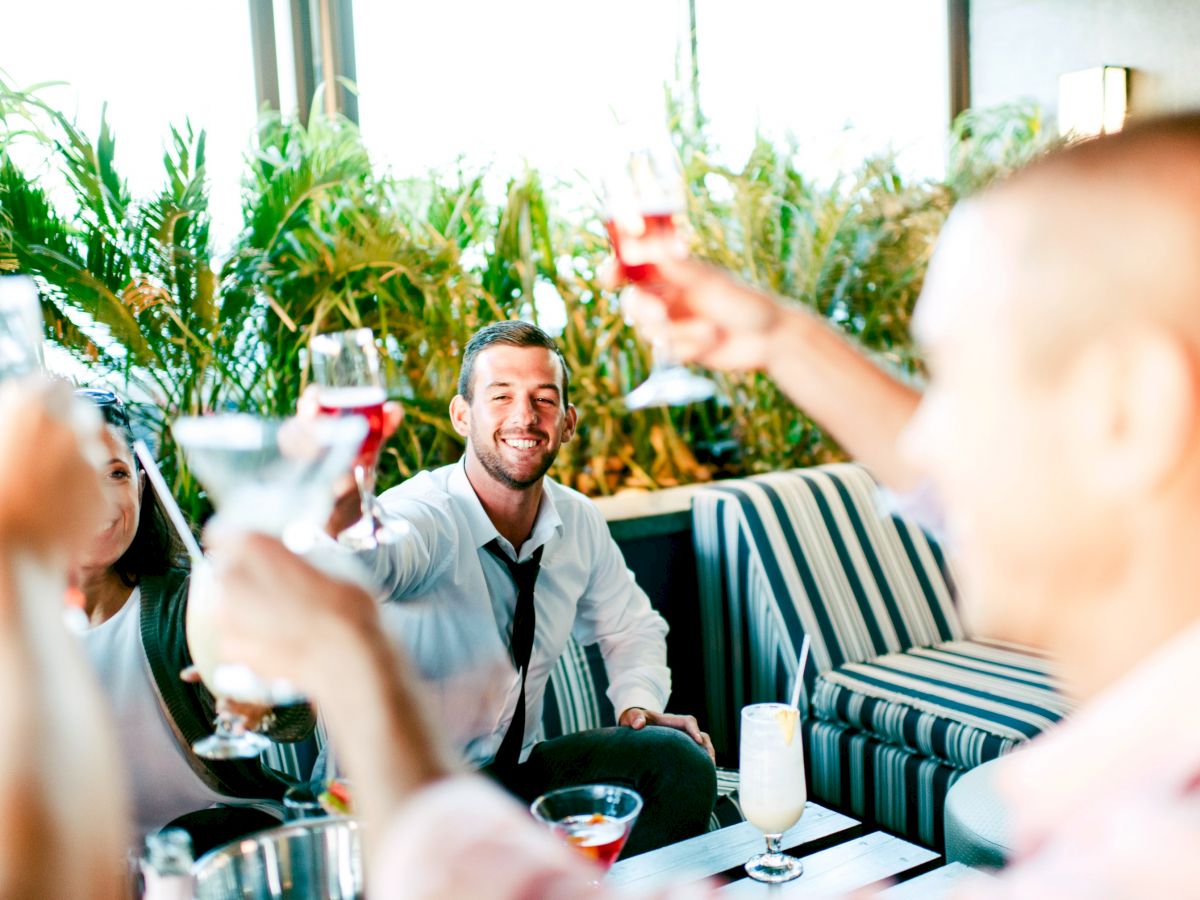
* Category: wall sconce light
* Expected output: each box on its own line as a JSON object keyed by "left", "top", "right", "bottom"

{"left": 1058, "top": 66, "right": 1129, "bottom": 138}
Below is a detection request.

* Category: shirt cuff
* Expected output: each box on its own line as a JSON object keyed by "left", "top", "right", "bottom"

{"left": 611, "top": 687, "right": 667, "bottom": 720}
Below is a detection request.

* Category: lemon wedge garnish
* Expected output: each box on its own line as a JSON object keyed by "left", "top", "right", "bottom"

{"left": 774, "top": 707, "right": 799, "bottom": 746}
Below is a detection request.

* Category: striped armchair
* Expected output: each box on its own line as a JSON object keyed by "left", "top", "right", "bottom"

{"left": 692, "top": 463, "right": 1071, "bottom": 847}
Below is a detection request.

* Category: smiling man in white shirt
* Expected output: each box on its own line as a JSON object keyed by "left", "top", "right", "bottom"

{"left": 352, "top": 320, "right": 717, "bottom": 855}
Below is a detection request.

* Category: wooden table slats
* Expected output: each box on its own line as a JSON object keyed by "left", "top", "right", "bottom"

{"left": 877, "top": 862, "right": 991, "bottom": 898}
{"left": 718, "top": 832, "right": 938, "bottom": 896}
{"left": 608, "top": 803, "right": 858, "bottom": 890}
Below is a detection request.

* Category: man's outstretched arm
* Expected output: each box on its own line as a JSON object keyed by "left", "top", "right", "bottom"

{"left": 628, "top": 258, "right": 923, "bottom": 492}
{"left": 0, "top": 382, "right": 129, "bottom": 900}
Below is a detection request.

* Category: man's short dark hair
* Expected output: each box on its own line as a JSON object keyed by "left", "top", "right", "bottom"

{"left": 457, "top": 321, "right": 571, "bottom": 406}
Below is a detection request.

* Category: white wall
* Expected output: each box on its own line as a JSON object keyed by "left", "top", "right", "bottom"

{"left": 970, "top": 0, "right": 1200, "bottom": 120}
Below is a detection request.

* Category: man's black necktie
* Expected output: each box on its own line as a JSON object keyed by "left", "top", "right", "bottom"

{"left": 484, "top": 538, "right": 544, "bottom": 771}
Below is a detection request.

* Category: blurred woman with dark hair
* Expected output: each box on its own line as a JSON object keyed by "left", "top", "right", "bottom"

{"left": 72, "top": 388, "right": 314, "bottom": 854}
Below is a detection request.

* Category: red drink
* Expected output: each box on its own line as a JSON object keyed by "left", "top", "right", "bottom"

{"left": 317, "top": 386, "right": 387, "bottom": 468}
{"left": 552, "top": 813, "right": 630, "bottom": 871}
{"left": 605, "top": 212, "right": 678, "bottom": 284}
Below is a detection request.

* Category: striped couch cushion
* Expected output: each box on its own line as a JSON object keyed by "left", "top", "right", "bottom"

{"left": 543, "top": 637, "right": 616, "bottom": 739}
{"left": 805, "top": 717, "right": 961, "bottom": 848}
{"left": 690, "top": 464, "right": 1074, "bottom": 848}
{"left": 813, "top": 639, "right": 1071, "bottom": 771}
{"left": 694, "top": 463, "right": 962, "bottom": 754}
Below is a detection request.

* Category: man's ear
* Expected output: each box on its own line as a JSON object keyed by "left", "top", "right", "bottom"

{"left": 561, "top": 403, "right": 578, "bottom": 444}
{"left": 1064, "top": 328, "right": 1197, "bottom": 499}
{"left": 449, "top": 394, "right": 470, "bottom": 439}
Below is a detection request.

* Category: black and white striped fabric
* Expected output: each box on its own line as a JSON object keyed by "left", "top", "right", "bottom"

{"left": 543, "top": 638, "right": 616, "bottom": 737}
{"left": 815, "top": 638, "right": 1067, "bottom": 771}
{"left": 692, "top": 463, "right": 1070, "bottom": 848}
{"left": 694, "top": 464, "right": 963, "bottom": 753}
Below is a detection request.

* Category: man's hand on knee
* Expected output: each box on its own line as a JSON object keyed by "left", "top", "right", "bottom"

{"left": 619, "top": 708, "right": 716, "bottom": 763}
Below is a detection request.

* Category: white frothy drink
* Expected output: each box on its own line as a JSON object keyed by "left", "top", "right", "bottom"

{"left": 185, "top": 559, "right": 275, "bottom": 705}
{"left": 739, "top": 703, "right": 807, "bottom": 835}
{"left": 185, "top": 559, "right": 223, "bottom": 694}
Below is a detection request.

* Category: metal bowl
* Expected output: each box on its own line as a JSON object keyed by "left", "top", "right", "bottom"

{"left": 192, "top": 817, "right": 363, "bottom": 899}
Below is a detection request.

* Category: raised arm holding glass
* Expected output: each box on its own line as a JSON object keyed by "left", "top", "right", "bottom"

{"left": 619, "top": 114, "right": 1200, "bottom": 895}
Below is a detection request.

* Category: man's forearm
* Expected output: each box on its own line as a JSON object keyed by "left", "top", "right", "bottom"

{"left": 767, "top": 308, "right": 923, "bottom": 492}
{"left": 0, "top": 550, "right": 127, "bottom": 900}
{"left": 0, "top": 550, "right": 51, "bottom": 898}
{"left": 308, "top": 618, "right": 453, "bottom": 832}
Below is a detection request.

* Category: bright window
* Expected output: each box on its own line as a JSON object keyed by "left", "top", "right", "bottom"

{"left": 695, "top": 0, "right": 950, "bottom": 178}
{"left": 354, "top": 0, "right": 685, "bottom": 186}
{"left": 0, "top": 0, "right": 259, "bottom": 250}
{"left": 353, "top": 0, "right": 949, "bottom": 184}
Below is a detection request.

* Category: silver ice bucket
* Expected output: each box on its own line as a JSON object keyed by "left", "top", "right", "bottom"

{"left": 192, "top": 817, "right": 364, "bottom": 899}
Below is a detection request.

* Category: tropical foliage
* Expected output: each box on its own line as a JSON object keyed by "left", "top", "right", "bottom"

{"left": 0, "top": 76, "right": 1053, "bottom": 516}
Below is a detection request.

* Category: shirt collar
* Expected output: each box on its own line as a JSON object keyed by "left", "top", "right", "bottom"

{"left": 448, "top": 458, "right": 564, "bottom": 561}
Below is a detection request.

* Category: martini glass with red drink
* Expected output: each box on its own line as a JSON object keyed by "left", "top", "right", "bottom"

{"left": 531, "top": 784, "right": 643, "bottom": 878}
{"left": 603, "top": 125, "right": 717, "bottom": 409}
{"left": 309, "top": 327, "right": 398, "bottom": 549}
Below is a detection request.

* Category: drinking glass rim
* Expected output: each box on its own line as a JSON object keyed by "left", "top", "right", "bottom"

{"left": 309, "top": 327, "right": 377, "bottom": 351}
{"left": 173, "top": 412, "right": 366, "bottom": 450}
{"left": 283, "top": 786, "right": 325, "bottom": 810}
{"left": 742, "top": 702, "right": 798, "bottom": 722}
{"left": 529, "top": 783, "right": 644, "bottom": 825}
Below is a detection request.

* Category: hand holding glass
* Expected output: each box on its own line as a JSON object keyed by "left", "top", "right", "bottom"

{"left": 309, "top": 328, "right": 398, "bottom": 549}
{"left": 602, "top": 125, "right": 716, "bottom": 409}
{"left": 739, "top": 703, "right": 807, "bottom": 882}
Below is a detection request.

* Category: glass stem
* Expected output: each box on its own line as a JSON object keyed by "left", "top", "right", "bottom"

{"left": 354, "top": 464, "right": 374, "bottom": 525}
{"left": 650, "top": 336, "right": 678, "bottom": 372}
{"left": 764, "top": 833, "right": 783, "bottom": 858}
{"left": 215, "top": 708, "right": 246, "bottom": 738}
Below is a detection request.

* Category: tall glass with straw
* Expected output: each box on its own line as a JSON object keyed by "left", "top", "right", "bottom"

{"left": 738, "top": 635, "right": 811, "bottom": 883}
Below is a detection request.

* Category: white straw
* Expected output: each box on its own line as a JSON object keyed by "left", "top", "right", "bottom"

{"left": 133, "top": 440, "right": 204, "bottom": 564}
{"left": 788, "top": 634, "right": 811, "bottom": 710}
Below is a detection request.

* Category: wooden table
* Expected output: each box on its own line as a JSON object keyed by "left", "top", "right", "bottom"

{"left": 610, "top": 803, "right": 981, "bottom": 896}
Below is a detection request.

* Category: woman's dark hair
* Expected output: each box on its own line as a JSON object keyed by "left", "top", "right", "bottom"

{"left": 76, "top": 389, "right": 187, "bottom": 586}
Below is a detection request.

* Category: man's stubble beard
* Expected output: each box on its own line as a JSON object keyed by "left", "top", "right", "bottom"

{"left": 470, "top": 433, "right": 560, "bottom": 491}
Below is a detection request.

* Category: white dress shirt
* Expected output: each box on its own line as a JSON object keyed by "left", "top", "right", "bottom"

{"left": 360, "top": 460, "right": 671, "bottom": 766}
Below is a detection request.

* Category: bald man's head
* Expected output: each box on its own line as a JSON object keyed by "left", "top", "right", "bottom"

{"left": 976, "top": 115, "right": 1200, "bottom": 377}
{"left": 904, "top": 114, "right": 1200, "bottom": 669}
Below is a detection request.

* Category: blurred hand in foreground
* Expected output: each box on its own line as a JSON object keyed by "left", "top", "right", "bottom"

{"left": 203, "top": 528, "right": 380, "bottom": 696}
{"left": 0, "top": 378, "right": 106, "bottom": 566}
{"left": 203, "top": 526, "right": 451, "bottom": 836}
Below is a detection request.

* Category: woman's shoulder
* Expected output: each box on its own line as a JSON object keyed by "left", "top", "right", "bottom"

{"left": 140, "top": 565, "right": 192, "bottom": 604}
